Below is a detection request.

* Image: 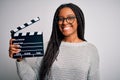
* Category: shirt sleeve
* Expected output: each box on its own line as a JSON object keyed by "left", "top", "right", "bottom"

{"left": 87, "top": 44, "right": 100, "bottom": 80}
{"left": 16, "top": 57, "right": 42, "bottom": 80}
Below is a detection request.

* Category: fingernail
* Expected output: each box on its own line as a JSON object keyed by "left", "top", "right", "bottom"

{"left": 18, "top": 49, "right": 21, "bottom": 52}
{"left": 17, "top": 49, "right": 21, "bottom": 53}
{"left": 17, "top": 45, "right": 22, "bottom": 48}
{"left": 17, "top": 45, "right": 20, "bottom": 47}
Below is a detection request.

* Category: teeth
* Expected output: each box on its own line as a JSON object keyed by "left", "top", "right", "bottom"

{"left": 63, "top": 27, "right": 70, "bottom": 30}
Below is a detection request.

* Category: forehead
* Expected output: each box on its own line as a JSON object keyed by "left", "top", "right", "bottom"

{"left": 58, "top": 7, "right": 75, "bottom": 16}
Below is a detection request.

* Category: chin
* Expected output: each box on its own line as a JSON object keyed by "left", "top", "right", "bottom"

{"left": 63, "top": 33, "right": 72, "bottom": 37}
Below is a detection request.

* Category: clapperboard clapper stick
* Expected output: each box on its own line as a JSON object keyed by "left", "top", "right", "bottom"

{"left": 10, "top": 17, "right": 44, "bottom": 58}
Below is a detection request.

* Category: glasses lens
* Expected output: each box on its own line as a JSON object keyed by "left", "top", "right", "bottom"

{"left": 67, "top": 16, "right": 76, "bottom": 23}
{"left": 58, "top": 16, "right": 76, "bottom": 24}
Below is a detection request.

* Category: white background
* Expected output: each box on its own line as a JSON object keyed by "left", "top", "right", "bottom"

{"left": 0, "top": 0, "right": 120, "bottom": 80}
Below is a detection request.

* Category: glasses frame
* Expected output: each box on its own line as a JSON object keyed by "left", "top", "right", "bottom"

{"left": 58, "top": 16, "right": 76, "bottom": 24}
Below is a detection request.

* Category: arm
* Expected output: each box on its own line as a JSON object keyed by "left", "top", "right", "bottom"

{"left": 16, "top": 57, "right": 42, "bottom": 80}
{"left": 16, "top": 59, "right": 37, "bottom": 80}
{"left": 87, "top": 45, "right": 100, "bottom": 80}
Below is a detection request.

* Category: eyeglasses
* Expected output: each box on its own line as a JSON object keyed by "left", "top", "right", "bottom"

{"left": 58, "top": 16, "right": 76, "bottom": 24}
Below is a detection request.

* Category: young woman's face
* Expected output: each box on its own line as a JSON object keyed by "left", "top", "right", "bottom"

{"left": 58, "top": 7, "right": 78, "bottom": 37}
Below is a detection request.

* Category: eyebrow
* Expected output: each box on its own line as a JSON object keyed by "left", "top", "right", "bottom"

{"left": 58, "top": 14, "right": 76, "bottom": 18}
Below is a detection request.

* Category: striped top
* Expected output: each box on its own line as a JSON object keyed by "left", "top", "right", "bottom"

{"left": 16, "top": 41, "right": 100, "bottom": 80}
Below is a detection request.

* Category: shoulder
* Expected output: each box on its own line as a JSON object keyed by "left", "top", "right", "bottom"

{"left": 84, "top": 42, "right": 99, "bottom": 59}
{"left": 87, "top": 42, "right": 99, "bottom": 61}
{"left": 84, "top": 42, "right": 98, "bottom": 52}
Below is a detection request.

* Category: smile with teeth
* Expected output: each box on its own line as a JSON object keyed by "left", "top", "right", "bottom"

{"left": 62, "top": 26, "right": 71, "bottom": 31}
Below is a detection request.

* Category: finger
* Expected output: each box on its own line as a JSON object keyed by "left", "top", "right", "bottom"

{"left": 10, "top": 45, "right": 20, "bottom": 51}
{"left": 9, "top": 39, "right": 15, "bottom": 45}
{"left": 9, "top": 44, "right": 21, "bottom": 57}
{"left": 9, "top": 49, "right": 21, "bottom": 58}
{"left": 10, "top": 48, "right": 21, "bottom": 54}
{"left": 10, "top": 47, "right": 21, "bottom": 52}
{"left": 13, "top": 44, "right": 21, "bottom": 49}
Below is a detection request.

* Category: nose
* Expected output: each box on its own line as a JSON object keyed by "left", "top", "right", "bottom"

{"left": 62, "top": 18, "right": 68, "bottom": 24}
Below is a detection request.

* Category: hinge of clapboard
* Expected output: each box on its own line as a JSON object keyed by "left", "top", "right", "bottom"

{"left": 10, "top": 17, "right": 40, "bottom": 37}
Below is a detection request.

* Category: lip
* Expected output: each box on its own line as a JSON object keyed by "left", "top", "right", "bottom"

{"left": 61, "top": 25, "right": 72, "bottom": 31}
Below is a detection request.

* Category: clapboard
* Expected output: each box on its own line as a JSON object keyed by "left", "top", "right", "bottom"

{"left": 10, "top": 17, "right": 44, "bottom": 58}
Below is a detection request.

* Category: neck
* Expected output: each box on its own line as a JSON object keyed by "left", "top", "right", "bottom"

{"left": 63, "top": 35, "right": 83, "bottom": 43}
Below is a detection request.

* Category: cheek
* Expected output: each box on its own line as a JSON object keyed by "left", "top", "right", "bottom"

{"left": 75, "top": 24, "right": 78, "bottom": 30}
{"left": 73, "top": 22, "right": 78, "bottom": 30}
{"left": 58, "top": 24, "right": 62, "bottom": 32}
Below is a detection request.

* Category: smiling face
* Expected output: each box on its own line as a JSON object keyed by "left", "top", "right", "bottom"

{"left": 58, "top": 7, "right": 78, "bottom": 38}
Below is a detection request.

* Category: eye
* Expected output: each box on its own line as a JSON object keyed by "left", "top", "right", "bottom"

{"left": 67, "top": 16, "right": 76, "bottom": 20}
{"left": 66, "top": 16, "right": 76, "bottom": 23}
{"left": 58, "top": 17, "right": 64, "bottom": 21}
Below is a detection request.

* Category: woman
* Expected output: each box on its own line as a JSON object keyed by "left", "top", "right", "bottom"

{"left": 9, "top": 3, "right": 100, "bottom": 80}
